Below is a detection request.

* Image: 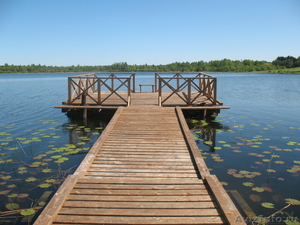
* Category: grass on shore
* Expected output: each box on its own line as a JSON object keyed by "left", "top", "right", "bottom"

{"left": 265, "top": 67, "right": 300, "bottom": 74}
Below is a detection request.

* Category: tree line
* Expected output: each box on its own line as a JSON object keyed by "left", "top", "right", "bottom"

{"left": 272, "top": 56, "right": 300, "bottom": 68}
{"left": 1, "top": 56, "right": 299, "bottom": 74}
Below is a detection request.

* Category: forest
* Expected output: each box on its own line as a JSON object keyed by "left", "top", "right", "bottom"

{"left": 1, "top": 56, "right": 299, "bottom": 74}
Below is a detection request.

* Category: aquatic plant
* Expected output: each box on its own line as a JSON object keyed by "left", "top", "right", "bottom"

{"left": 0, "top": 119, "right": 105, "bottom": 223}
{"left": 191, "top": 114, "right": 300, "bottom": 220}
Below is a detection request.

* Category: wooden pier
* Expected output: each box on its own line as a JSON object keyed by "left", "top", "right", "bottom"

{"left": 34, "top": 73, "right": 246, "bottom": 225}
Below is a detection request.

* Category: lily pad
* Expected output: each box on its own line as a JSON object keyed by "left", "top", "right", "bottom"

{"left": 252, "top": 187, "right": 264, "bottom": 193}
{"left": 45, "top": 179, "right": 56, "bottom": 183}
{"left": 7, "top": 193, "right": 18, "bottom": 198}
{"left": 7, "top": 184, "right": 17, "bottom": 188}
{"left": 20, "top": 208, "right": 36, "bottom": 216}
{"left": 250, "top": 194, "right": 262, "bottom": 202}
{"left": 233, "top": 174, "right": 244, "bottom": 178}
{"left": 5, "top": 203, "right": 19, "bottom": 210}
{"left": 18, "top": 193, "right": 29, "bottom": 198}
{"left": 239, "top": 170, "right": 250, "bottom": 175}
{"left": 232, "top": 150, "right": 242, "bottom": 153}
{"left": 18, "top": 167, "right": 27, "bottom": 171}
{"left": 2, "top": 175, "right": 12, "bottom": 180}
{"left": 261, "top": 202, "right": 275, "bottom": 208}
{"left": 285, "top": 198, "right": 300, "bottom": 205}
{"left": 262, "top": 159, "right": 271, "bottom": 162}
{"left": 0, "top": 190, "right": 11, "bottom": 195}
{"left": 42, "top": 169, "right": 52, "bottom": 173}
{"left": 25, "top": 177, "right": 37, "bottom": 182}
{"left": 38, "top": 183, "right": 52, "bottom": 188}
{"left": 242, "top": 182, "right": 254, "bottom": 187}
{"left": 38, "top": 201, "right": 46, "bottom": 206}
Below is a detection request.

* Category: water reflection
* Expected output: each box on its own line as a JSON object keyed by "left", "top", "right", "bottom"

{"left": 186, "top": 114, "right": 230, "bottom": 152}
{"left": 186, "top": 112, "right": 300, "bottom": 222}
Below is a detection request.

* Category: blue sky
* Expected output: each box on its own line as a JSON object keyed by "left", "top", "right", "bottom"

{"left": 0, "top": 0, "right": 299, "bottom": 66}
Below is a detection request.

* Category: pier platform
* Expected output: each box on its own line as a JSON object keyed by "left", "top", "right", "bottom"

{"left": 34, "top": 73, "right": 246, "bottom": 224}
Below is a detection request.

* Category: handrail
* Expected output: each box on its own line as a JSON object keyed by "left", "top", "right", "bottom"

{"left": 69, "top": 73, "right": 136, "bottom": 93}
{"left": 154, "top": 72, "right": 213, "bottom": 92}
{"left": 67, "top": 73, "right": 135, "bottom": 106}
{"left": 157, "top": 73, "right": 217, "bottom": 106}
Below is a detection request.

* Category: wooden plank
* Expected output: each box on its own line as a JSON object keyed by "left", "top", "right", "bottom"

{"left": 206, "top": 175, "right": 246, "bottom": 225}
{"left": 67, "top": 194, "right": 214, "bottom": 202}
{"left": 96, "top": 153, "right": 192, "bottom": 159}
{"left": 77, "top": 177, "right": 204, "bottom": 184}
{"left": 33, "top": 175, "right": 78, "bottom": 225}
{"left": 54, "top": 215, "right": 225, "bottom": 224}
{"left": 89, "top": 164, "right": 195, "bottom": 169}
{"left": 87, "top": 168, "right": 196, "bottom": 173}
{"left": 62, "top": 201, "right": 216, "bottom": 209}
{"left": 103, "top": 140, "right": 185, "bottom": 143}
{"left": 180, "top": 106, "right": 230, "bottom": 109}
{"left": 84, "top": 172, "right": 198, "bottom": 178}
{"left": 70, "top": 189, "right": 209, "bottom": 196}
{"left": 93, "top": 157, "right": 192, "bottom": 162}
{"left": 55, "top": 105, "right": 119, "bottom": 109}
{"left": 92, "top": 160, "right": 195, "bottom": 166}
{"left": 59, "top": 208, "right": 221, "bottom": 216}
{"left": 99, "top": 149, "right": 187, "bottom": 153}
{"left": 74, "top": 183, "right": 205, "bottom": 190}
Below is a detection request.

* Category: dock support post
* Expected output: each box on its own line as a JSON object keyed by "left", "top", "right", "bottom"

{"left": 83, "top": 108, "right": 87, "bottom": 119}
{"left": 81, "top": 92, "right": 87, "bottom": 119}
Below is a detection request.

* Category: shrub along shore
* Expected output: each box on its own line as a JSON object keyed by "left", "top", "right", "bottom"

{"left": 1, "top": 56, "right": 299, "bottom": 74}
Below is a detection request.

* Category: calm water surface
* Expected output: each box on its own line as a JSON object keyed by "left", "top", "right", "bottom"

{"left": 191, "top": 73, "right": 300, "bottom": 223}
{"left": 0, "top": 72, "right": 299, "bottom": 224}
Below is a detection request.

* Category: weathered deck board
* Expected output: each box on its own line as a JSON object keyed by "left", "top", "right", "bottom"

{"left": 34, "top": 106, "right": 245, "bottom": 225}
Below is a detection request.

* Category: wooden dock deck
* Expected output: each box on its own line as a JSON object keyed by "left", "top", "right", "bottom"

{"left": 34, "top": 105, "right": 245, "bottom": 225}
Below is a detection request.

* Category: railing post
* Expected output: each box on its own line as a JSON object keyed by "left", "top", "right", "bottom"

{"left": 176, "top": 73, "right": 180, "bottom": 91}
{"left": 131, "top": 73, "right": 135, "bottom": 93}
{"left": 208, "top": 78, "right": 212, "bottom": 100}
{"left": 155, "top": 73, "right": 158, "bottom": 92}
{"left": 158, "top": 78, "right": 162, "bottom": 106}
{"left": 203, "top": 78, "right": 207, "bottom": 95}
{"left": 85, "top": 75, "right": 89, "bottom": 94}
{"left": 213, "top": 77, "right": 217, "bottom": 105}
{"left": 68, "top": 77, "right": 72, "bottom": 104}
{"left": 78, "top": 78, "right": 82, "bottom": 96}
{"left": 98, "top": 78, "right": 101, "bottom": 104}
{"left": 111, "top": 74, "right": 114, "bottom": 91}
{"left": 127, "top": 78, "right": 131, "bottom": 106}
{"left": 188, "top": 78, "right": 191, "bottom": 105}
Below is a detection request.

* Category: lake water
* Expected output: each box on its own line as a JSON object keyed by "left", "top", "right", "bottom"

{"left": 0, "top": 72, "right": 299, "bottom": 224}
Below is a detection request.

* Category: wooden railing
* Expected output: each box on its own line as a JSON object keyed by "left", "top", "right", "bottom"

{"left": 155, "top": 72, "right": 217, "bottom": 106}
{"left": 68, "top": 73, "right": 136, "bottom": 106}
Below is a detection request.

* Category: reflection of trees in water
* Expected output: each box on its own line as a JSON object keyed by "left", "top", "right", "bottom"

{"left": 187, "top": 117, "right": 230, "bottom": 152}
